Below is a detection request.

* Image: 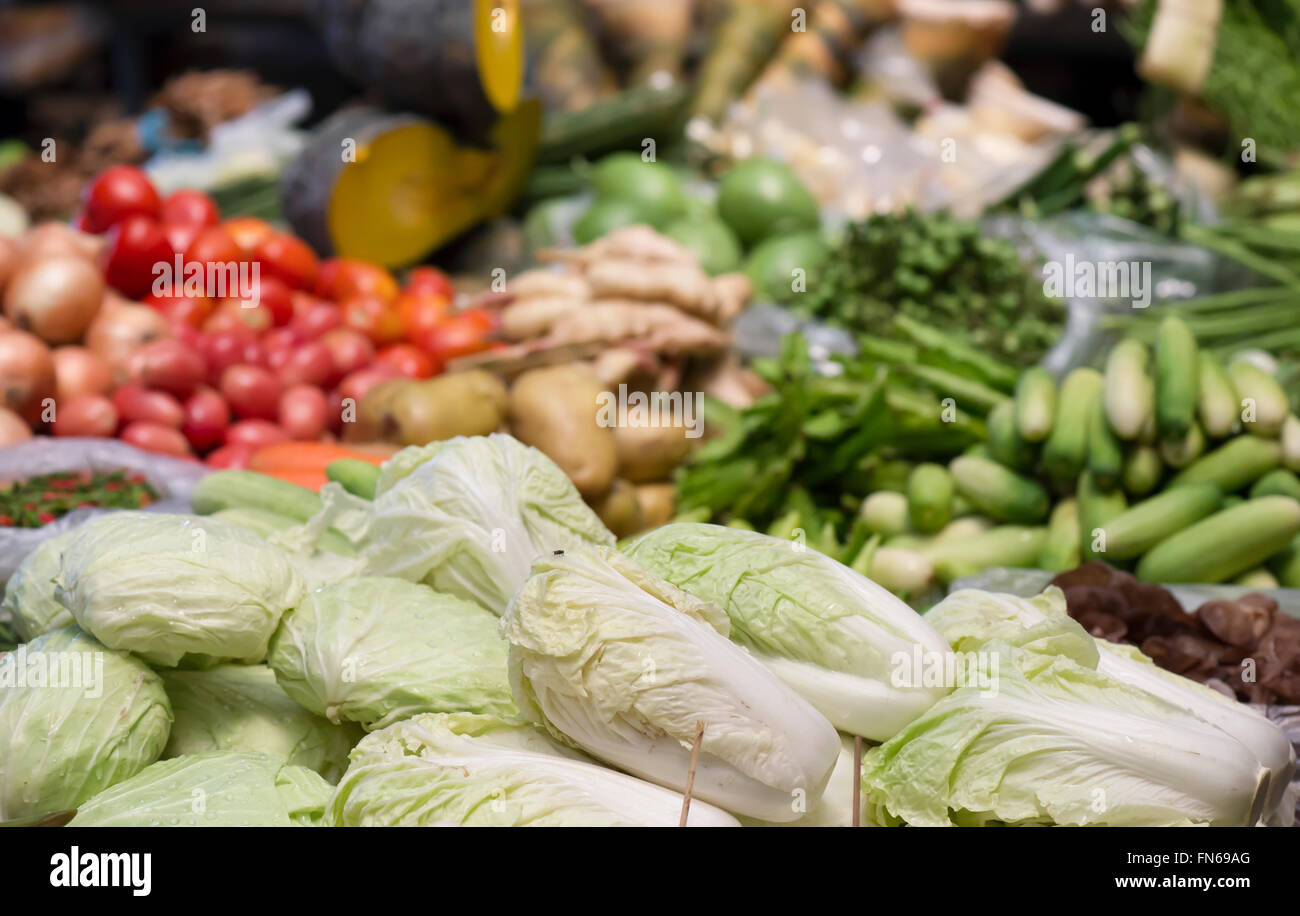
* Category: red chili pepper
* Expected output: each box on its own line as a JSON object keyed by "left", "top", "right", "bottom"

{"left": 37, "top": 512, "right": 55, "bottom": 524}
{"left": 77, "top": 501, "right": 95, "bottom": 508}
{"left": 104, "top": 481, "right": 123, "bottom": 492}
{"left": 0, "top": 516, "right": 12, "bottom": 526}
{"left": 22, "top": 502, "right": 36, "bottom": 512}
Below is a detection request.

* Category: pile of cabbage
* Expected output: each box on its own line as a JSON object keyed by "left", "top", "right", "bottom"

{"left": 0, "top": 434, "right": 1292, "bottom": 827}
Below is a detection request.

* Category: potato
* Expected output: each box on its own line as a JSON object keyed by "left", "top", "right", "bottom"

{"left": 379, "top": 370, "right": 507, "bottom": 446}
{"left": 635, "top": 483, "right": 677, "bottom": 530}
{"left": 592, "top": 479, "right": 644, "bottom": 538}
{"left": 348, "top": 378, "right": 411, "bottom": 442}
{"left": 508, "top": 364, "right": 616, "bottom": 498}
{"left": 613, "top": 422, "right": 692, "bottom": 483}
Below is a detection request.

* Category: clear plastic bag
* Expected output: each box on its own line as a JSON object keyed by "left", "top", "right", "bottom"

{"left": 0, "top": 438, "right": 208, "bottom": 582}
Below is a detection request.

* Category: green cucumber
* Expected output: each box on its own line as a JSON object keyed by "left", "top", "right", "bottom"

{"left": 1136, "top": 496, "right": 1300, "bottom": 583}
{"left": 948, "top": 455, "right": 1049, "bottom": 523}
{"left": 191, "top": 470, "right": 322, "bottom": 522}
{"left": 907, "top": 463, "right": 954, "bottom": 534}
{"left": 1043, "top": 368, "right": 1103, "bottom": 486}
{"left": 1103, "top": 338, "right": 1153, "bottom": 440}
{"left": 1087, "top": 396, "right": 1124, "bottom": 490}
{"left": 1096, "top": 483, "right": 1222, "bottom": 561}
{"left": 1168, "top": 435, "right": 1282, "bottom": 493}
{"left": 1158, "top": 421, "right": 1206, "bottom": 469}
{"left": 1250, "top": 468, "right": 1300, "bottom": 501}
{"left": 1154, "top": 315, "right": 1198, "bottom": 438}
{"left": 919, "top": 526, "right": 1048, "bottom": 583}
{"left": 1040, "top": 498, "right": 1081, "bottom": 573}
{"left": 1121, "top": 445, "right": 1163, "bottom": 497}
{"left": 1014, "top": 367, "right": 1056, "bottom": 442}
{"left": 987, "top": 399, "right": 1035, "bottom": 471}
{"left": 326, "top": 459, "right": 381, "bottom": 500}
{"left": 1078, "top": 471, "right": 1127, "bottom": 563}
{"left": 1228, "top": 361, "right": 1289, "bottom": 437}
{"left": 1196, "top": 352, "right": 1239, "bottom": 439}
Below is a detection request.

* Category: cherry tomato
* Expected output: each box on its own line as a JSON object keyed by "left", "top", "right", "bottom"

{"left": 220, "top": 364, "right": 282, "bottom": 421}
{"left": 161, "top": 189, "right": 220, "bottom": 228}
{"left": 376, "top": 343, "right": 437, "bottom": 379}
{"left": 396, "top": 292, "right": 450, "bottom": 342}
{"left": 167, "top": 320, "right": 203, "bottom": 352}
{"left": 127, "top": 339, "right": 206, "bottom": 399}
{"left": 222, "top": 217, "right": 273, "bottom": 255}
{"left": 103, "top": 216, "right": 174, "bottom": 299}
{"left": 290, "top": 295, "right": 343, "bottom": 339}
{"left": 80, "top": 166, "right": 161, "bottom": 233}
{"left": 181, "top": 387, "right": 231, "bottom": 452}
{"left": 416, "top": 311, "right": 494, "bottom": 365}
{"left": 112, "top": 385, "right": 184, "bottom": 428}
{"left": 143, "top": 291, "right": 214, "bottom": 330}
{"left": 254, "top": 233, "right": 319, "bottom": 291}
{"left": 281, "top": 341, "right": 338, "bottom": 388}
{"left": 319, "top": 329, "right": 374, "bottom": 378}
{"left": 224, "top": 419, "right": 289, "bottom": 450}
{"left": 259, "top": 327, "right": 300, "bottom": 372}
{"left": 341, "top": 295, "right": 403, "bottom": 346}
{"left": 184, "top": 226, "right": 245, "bottom": 273}
{"left": 206, "top": 442, "right": 256, "bottom": 469}
{"left": 252, "top": 276, "right": 294, "bottom": 327}
{"left": 279, "top": 384, "right": 329, "bottom": 441}
{"left": 405, "top": 266, "right": 454, "bottom": 300}
{"left": 316, "top": 258, "right": 399, "bottom": 303}
{"left": 163, "top": 221, "right": 202, "bottom": 258}
{"left": 121, "top": 421, "right": 192, "bottom": 457}
{"left": 53, "top": 395, "right": 118, "bottom": 438}
{"left": 206, "top": 297, "right": 272, "bottom": 336}
{"left": 198, "top": 329, "right": 256, "bottom": 385}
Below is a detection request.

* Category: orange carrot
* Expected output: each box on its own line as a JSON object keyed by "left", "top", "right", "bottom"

{"left": 249, "top": 442, "right": 387, "bottom": 475}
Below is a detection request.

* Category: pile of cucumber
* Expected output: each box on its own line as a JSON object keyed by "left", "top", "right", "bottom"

{"left": 856, "top": 313, "right": 1300, "bottom": 594}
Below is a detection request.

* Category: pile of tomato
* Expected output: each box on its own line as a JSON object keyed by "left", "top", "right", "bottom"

{"left": 62, "top": 166, "right": 499, "bottom": 466}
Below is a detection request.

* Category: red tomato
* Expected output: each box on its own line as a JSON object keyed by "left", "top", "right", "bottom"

{"left": 255, "top": 233, "right": 319, "bottom": 291}
{"left": 259, "top": 327, "right": 300, "bottom": 372}
{"left": 181, "top": 387, "right": 231, "bottom": 452}
{"left": 289, "top": 295, "right": 343, "bottom": 339}
{"left": 222, "top": 217, "right": 273, "bottom": 255}
{"left": 197, "top": 329, "right": 256, "bottom": 385}
{"left": 206, "top": 297, "right": 272, "bottom": 336}
{"left": 396, "top": 292, "right": 450, "bottom": 342}
{"left": 405, "top": 266, "right": 454, "bottom": 300}
{"left": 183, "top": 226, "right": 245, "bottom": 272}
{"left": 279, "top": 384, "right": 329, "bottom": 440}
{"left": 417, "top": 311, "right": 493, "bottom": 365}
{"left": 167, "top": 320, "right": 203, "bottom": 352}
{"left": 457, "top": 307, "right": 499, "bottom": 334}
{"left": 220, "top": 364, "right": 282, "bottom": 420}
{"left": 336, "top": 365, "right": 401, "bottom": 407}
{"left": 127, "top": 339, "right": 206, "bottom": 399}
{"left": 80, "top": 166, "right": 161, "bottom": 233}
{"left": 319, "top": 328, "right": 375, "bottom": 378}
{"left": 112, "top": 385, "right": 184, "bottom": 428}
{"left": 225, "top": 419, "right": 289, "bottom": 450}
{"left": 252, "top": 276, "right": 294, "bottom": 327}
{"left": 121, "top": 421, "right": 192, "bottom": 457}
{"left": 143, "top": 292, "right": 214, "bottom": 329}
{"left": 206, "top": 442, "right": 256, "bottom": 469}
{"left": 163, "top": 221, "right": 201, "bottom": 259}
{"left": 161, "top": 189, "right": 220, "bottom": 228}
{"left": 316, "top": 258, "right": 399, "bottom": 303}
{"left": 281, "top": 341, "right": 338, "bottom": 388}
{"left": 341, "top": 295, "right": 403, "bottom": 346}
{"left": 103, "top": 216, "right": 174, "bottom": 299}
{"left": 376, "top": 343, "right": 436, "bottom": 379}
{"left": 53, "top": 395, "right": 118, "bottom": 438}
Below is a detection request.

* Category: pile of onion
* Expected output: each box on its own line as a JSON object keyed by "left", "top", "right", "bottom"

{"left": 3, "top": 255, "right": 105, "bottom": 344}
{"left": 0, "top": 329, "right": 57, "bottom": 425}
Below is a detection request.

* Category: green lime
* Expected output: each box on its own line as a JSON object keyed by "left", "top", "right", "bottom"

{"left": 744, "top": 231, "right": 828, "bottom": 304}
{"left": 572, "top": 197, "right": 657, "bottom": 244}
{"left": 590, "top": 152, "right": 687, "bottom": 228}
{"left": 717, "top": 157, "right": 819, "bottom": 247}
{"left": 664, "top": 217, "right": 743, "bottom": 275}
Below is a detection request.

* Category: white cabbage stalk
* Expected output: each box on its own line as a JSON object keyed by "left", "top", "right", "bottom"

{"left": 289, "top": 435, "right": 614, "bottom": 615}
{"left": 623, "top": 523, "right": 954, "bottom": 739}
{"left": 69, "top": 751, "right": 331, "bottom": 827}
{"left": 742, "top": 734, "right": 868, "bottom": 828}
{"left": 502, "top": 545, "right": 841, "bottom": 822}
{"left": 862, "top": 644, "right": 1268, "bottom": 826}
{"left": 927, "top": 587, "right": 1296, "bottom": 817}
{"left": 326, "top": 713, "right": 739, "bottom": 827}
{"left": 53, "top": 512, "right": 304, "bottom": 667}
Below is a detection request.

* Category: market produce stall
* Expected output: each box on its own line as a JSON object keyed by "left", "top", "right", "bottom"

{"left": 3, "top": 0, "right": 1300, "bottom": 836}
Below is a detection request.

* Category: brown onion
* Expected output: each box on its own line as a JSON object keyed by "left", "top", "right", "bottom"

{"left": 0, "top": 238, "right": 19, "bottom": 296}
{"left": 4, "top": 255, "right": 105, "bottom": 344}
{"left": 85, "top": 296, "right": 170, "bottom": 384}
{"left": 53, "top": 345, "right": 114, "bottom": 402}
{"left": 21, "top": 222, "right": 104, "bottom": 263}
{"left": 0, "top": 404, "right": 32, "bottom": 445}
{"left": 0, "top": 329, "right": 56, "bottom": 425}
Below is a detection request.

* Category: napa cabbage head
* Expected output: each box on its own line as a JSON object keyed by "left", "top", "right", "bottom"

{"left": 623, "top": 522, "right": 955, "bottom": 740}
{"left": 0, "top": 625, "right": 171, "bottom": 819}
{"left": 502, "top": 544, "right": 841, "bottom": 822}
{"left": 740, "top": 733, "right": 868, "bottom": 827}
{"left": 266, "top": 577, "right": 516, "bottom": 729}
{"left": 68, "top": 751, "right": 331, "bottom": 826}
{"left": 926, "top": 586, "right": 1295, "bottom": 818}
{"left": 297, "top": 435, "right": 614, "bottom": 615}
{"left": 161, "top": 664, "right": 362, "bottom": 782}
{"left": 53, "top": 512, "right": 304, "bottom": 667}
{"left": 2, "top": 530, "right": 75, "bottom": 640}
{"left": 862, "top": 641, "right": 1268, "bottom": 826}
{"left": 326, "top": 712, "right": 740, "bottom": 827}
